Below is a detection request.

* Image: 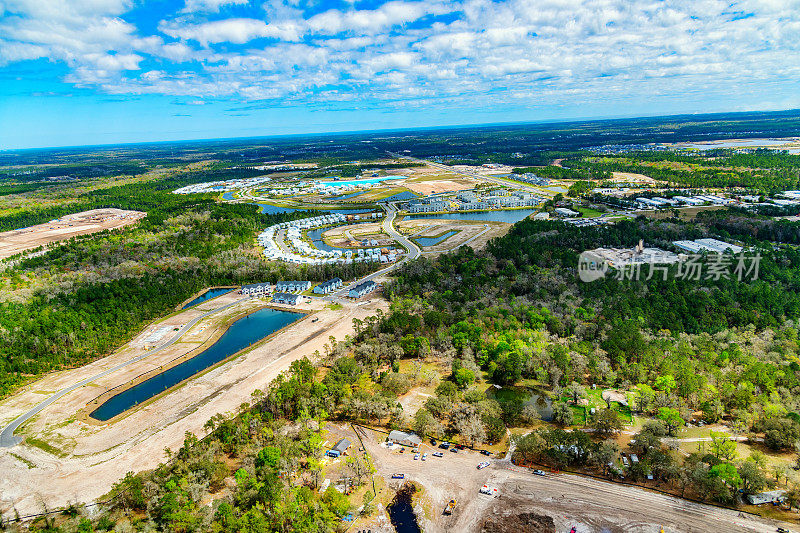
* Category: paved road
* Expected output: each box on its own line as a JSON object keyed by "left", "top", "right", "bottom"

{"left": 333, "top": 201, "right": 421, "bottom": 298}
{"left": 0, "top": 298, "right": 242, "bottom": 448}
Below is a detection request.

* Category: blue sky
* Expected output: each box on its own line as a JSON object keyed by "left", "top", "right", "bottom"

{"left": 1, "top": 0, "right": 800, "bottom": 149}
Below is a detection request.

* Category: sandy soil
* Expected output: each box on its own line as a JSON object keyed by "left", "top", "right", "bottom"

{"left": 396, "top": 219, "right": 510, "bottom": 252}
{"left": 0, "top": 293, "right": 386, "bottom": 516}
{"left": 610, "top": 172, "right": 660, "bottom": 186}
{"left": 351, "top": 427, "right": 791, "bottom": 533}
{"left": 0, "top": 209, "right": 146, "bottom": 259}
{"left": 403, "top": 178, "right": 479, "bottom": 195}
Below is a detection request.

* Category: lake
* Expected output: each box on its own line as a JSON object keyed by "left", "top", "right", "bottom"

{"left": 406, "top": 209, "right": 538, "bottom": 223}
{"left": 414, "top": 230, "right": 457, "bottom": 247}
{"left": 222, "top": 192, "right": 235, "bottom": 200}
{"left": 182, "top": 288, "right": 233, "bottom": 310}
{"left": 682, "top": 138, "right": 795, "bottom": 150}
{"left": 89, "top": 307, "right": 302, "bottom": 421}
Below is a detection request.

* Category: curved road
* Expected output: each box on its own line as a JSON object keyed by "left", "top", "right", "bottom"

{"left": 333, "top": 201, "right": 421, "bottom": 297}
{"left": 1, "top": 202, "right": 420, "bottom": 446}
{"left": 0, "top": 298, "right": 242, "bottom": 448}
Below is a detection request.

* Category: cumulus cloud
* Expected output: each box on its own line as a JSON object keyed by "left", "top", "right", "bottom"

{"left": 1, "top": 0, "right": 800, "bottom": 111}
{"left": 159, "top": 17, "right": 301, "bottom": 45}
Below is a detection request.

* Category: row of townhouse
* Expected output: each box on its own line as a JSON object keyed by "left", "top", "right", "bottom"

{"left": 240, "top": 282, "right": 272, "bottom": 295}
{"left": 349, "top": 280, "right": 377, "bottom": 299}
{"left": 272, "top": 292, "right": 301, "bottom": 305}
{"left": 313, "top": 278, "right": 343, "bottom": 294}
{"left": 276, "top": 280, "right": 311, "bottom": 293}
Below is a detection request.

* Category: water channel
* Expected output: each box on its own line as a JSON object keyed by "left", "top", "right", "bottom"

{"left": 89, "top": 307, "right": 302, "bottom": 421}
{"left": 182, "top": 287, "right": 233, "bottom": 310}
{"left": 406, "top": 208, "right": 539, "bottom": 224}
{"left": 413, "top": 230, "right": 457, "bottom": 247}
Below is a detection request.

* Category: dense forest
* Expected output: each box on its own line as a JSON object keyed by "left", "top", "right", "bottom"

{"left": 0, "top": 179, "right": 378, "bottom": 398}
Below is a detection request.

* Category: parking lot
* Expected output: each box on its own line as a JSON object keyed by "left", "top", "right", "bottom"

{"left": 354, "top": 426, "right": 791, "bottom": 533}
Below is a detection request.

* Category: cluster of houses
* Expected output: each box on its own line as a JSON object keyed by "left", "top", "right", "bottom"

{"left": 404, "top": 189, "right": 544, "bottom": 213}
{"left": 257, "top": 213, "right": 401, "bottom": 265}
{"left": 172, "top": 176, "right": 272, "bottom": 194}
{"left": 258, "top": 213, "right": 349, "bottom": 264}
{"left": 349, "top": 280, "right": 377, "bottom": 299}
{"left": 261, "top": 177, "right": 404, "bottom": 198}
{"left": 313, "top": 278, "right": 342, "bottom": 294}
{"left": 508, "top": 172, "right": 551, "bottom": 186}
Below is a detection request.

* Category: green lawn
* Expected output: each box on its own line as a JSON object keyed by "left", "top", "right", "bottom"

{"left": 577, "top": 207, "right": 603, "bottom": 218}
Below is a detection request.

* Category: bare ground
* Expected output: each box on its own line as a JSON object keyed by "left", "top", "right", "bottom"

{"left": 352, "top": 426, "right": 792, "bottom": 533}
{"left": 0, "top": 293, "right": 386, "bottom": 516}
{"left": 0, "top": 209, "right": 146, "bottom": 259}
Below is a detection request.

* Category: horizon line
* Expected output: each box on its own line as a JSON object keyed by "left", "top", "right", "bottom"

{"left": 3, "top": 107, "right": 800, "bottom": 153}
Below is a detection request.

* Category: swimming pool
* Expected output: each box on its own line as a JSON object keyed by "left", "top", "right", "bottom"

{"left": 318, "top": 176, "right": 406, "bottom": 187}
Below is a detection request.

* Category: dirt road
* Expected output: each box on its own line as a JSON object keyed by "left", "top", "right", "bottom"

{"left": 0, "top": 294, "right": 386, "bottom": 516}
{"left": 357, "top": 426, "right": 791, "bottom": 533}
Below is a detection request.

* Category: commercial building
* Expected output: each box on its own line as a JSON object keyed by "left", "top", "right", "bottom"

{"left": 387, "top": 430, "right": 421, "bottom": 447}
{"left": 554, "top": 207, "right": 580, "bottom": 217}
{"left": 327, "top": 438, "right": 351, "bottom": 458}
{"left": 672, "top": 238, "right": 743, "bottom": 254}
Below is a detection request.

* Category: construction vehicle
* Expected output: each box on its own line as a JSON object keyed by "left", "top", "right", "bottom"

{"left": 444, "top": 499, "right": 457, "bottom": 515}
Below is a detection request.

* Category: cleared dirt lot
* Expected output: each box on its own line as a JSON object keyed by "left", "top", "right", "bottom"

{"left": 397, "top": 218, "right": 510, "bottom": 252}
{"left": 0, "top": 293, "right": 386, "bottom": 516}
{"left": 354, "top": 427, "right": 790, "bottom": 533}
{"left": 0, "top": 208, "right": 145, "bottom": 259}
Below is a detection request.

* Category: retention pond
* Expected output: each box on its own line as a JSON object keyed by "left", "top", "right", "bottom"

{"left": 387, "top": 484, "right": 422, "bottom": 533}
{"left": 182, "top": 287, "right": 234, "bottom": 309}
{"left": 90, "top": 307, "right": 301, "bottom": 421}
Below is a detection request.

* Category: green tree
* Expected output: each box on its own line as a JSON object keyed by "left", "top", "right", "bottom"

{"left": 552, "top": 402, "right": 574, "bottom": 426}
{"left": 590, "top": 409, "right": 623, "bottom": 438}
{"left": 657, "top": 407, "right": 684, "bottom": 436}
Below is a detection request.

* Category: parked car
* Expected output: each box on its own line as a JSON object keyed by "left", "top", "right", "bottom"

{"left": 414, "top": 454, "right": 420, "bottom": 460}
{"left": 533, "top": 469, "right": 546, "bottom": 476}
{"left": 477, "top": 461, "right": 490, "bottom": 469}
{"left": 432, "top": 452, "right": 444, "bottom": 458}
{"left": 431, "top": 438, "right": 437, "bottom": 446}
{"left": 422, "top": 453, "right": 428, "bottom": 461}
{"left": 450, "top": 447, "right": 458, "bottom": 453}
{"left": 439, "top": 442, "right": 450, "bottom": 449}
{"left": 480, "top": 450, "right": 492, "bottom": 456}
{"left": 391, "top": 473, "right": 405, "bottom": 479}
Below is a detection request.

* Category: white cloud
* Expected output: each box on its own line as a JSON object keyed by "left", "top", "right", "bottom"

{"left": 1, "top": 0, "right": 799, "bottom": 111}
{"left": 182, "top": 0, "right": 250, "bottom": 13}
{"left": 160, "top": 17, "right": 301, "bottom": 45}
